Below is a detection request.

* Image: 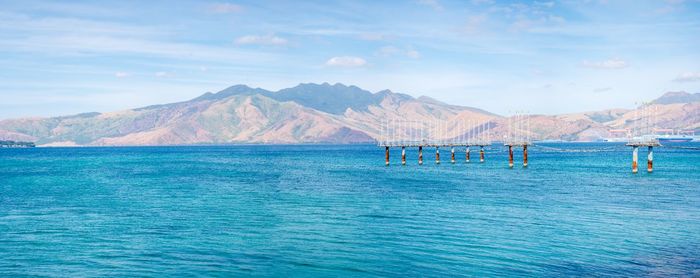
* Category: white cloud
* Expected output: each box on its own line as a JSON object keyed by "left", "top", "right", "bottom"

{"left": 417, "top": 0, "right": 443, "bottom": 11}
{"left": 673, "top": 72, "right": 700, "bottom": 82}
{"left": 155, "top": 71, "right": 168, "bottom": 77}
{"left": 114, "top": 72, "right": 129, "bottom": 78}
{"left": 235, "top": 35, "right": 288, "bottom": 46}
{"left": 210, "top": 3, "right": 242, "bottom": 13}
{"left": 581, "top": 58, "right": 628, "bottom": 69}
{"left": 593, "top": 87, "right": 612, "bottom": 92}
{"left": 325, "top": 56, "right": 367, "bottom": 67}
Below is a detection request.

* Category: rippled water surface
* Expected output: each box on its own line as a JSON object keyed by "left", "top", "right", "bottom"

{"left": 1, "top": 143, "right": 699, "bottom": 276}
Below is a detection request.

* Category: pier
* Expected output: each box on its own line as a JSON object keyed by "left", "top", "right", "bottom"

{"left": 377, "top": 102, "right": 688, "bottom": 173}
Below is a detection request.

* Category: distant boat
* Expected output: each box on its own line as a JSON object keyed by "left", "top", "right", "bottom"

{"left": 656, "top": 135, "right": 693, "bottom": 143}
{"left": 600, "top": 137, "right": 629, "bottom": 142}
{"left": 535, "top": 139, "right": 565, "bottom": 143}
{"left": 0, "top": 140, "right": 36, "bottom": 148}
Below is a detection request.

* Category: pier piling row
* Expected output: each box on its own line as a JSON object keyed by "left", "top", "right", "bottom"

{"left": 378, "top": 118, "right": 497, "bottom": 166}
{"left": 381, "top": 143, "right": 492, "bottom": 166}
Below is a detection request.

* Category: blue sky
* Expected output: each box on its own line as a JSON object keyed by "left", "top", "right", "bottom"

{"left": 1, "top": 0, "right": 699, "bottom": 119}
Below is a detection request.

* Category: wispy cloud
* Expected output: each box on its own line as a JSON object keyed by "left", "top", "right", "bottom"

{"left": 406, "top": 49, "right": 421, "bottom": 59}
{"left": 210, "top": 3, "right": 242, "bottom": 14}
{"left": 155, "top": 71, "right": 169, "bottom": 77}
{"left": 0, "top": 0, "right": 698, "bottom": 117}
{"left": 510, "top": 19, "right": 534, "bottom": 32}
{"left": 378, "top": 46, "right": 420, "bottom": 59}
{"left": 535, "top": 1, "right": 555, "bottom": 8}
{"left": 593, "top": 87, "right": 612, "bottom": 92}
{"left": 325, "top": 56, "right": 367, "bottom": 67}
{"left": 462, "top": 15, "right": 487, "bottom": 34}
{"left": 581, "top": 58, "right": 628, "bottom": 69}
{"left": 673, "top": 72, "right": 700, "bottom": 82}
{"left": 417, "top": 0, "right": 443, "bottom": 11}
{"left": 235, "top": 35, "right": 288, "bottom": 46}
{"left": 358, "top": 33, "right": 386, "bottom": 41}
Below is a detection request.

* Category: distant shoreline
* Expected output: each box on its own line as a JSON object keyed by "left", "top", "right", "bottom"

{"left": 19, "top": 140, "right": 696, "bottom": 148}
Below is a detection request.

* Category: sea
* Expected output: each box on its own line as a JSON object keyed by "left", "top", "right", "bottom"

{"left": 1, "top": 143, "right": 699, "bottom": 277}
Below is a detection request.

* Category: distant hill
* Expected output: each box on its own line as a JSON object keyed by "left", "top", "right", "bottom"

{"left": 0, "top": 84, "right": 697, "bottom": 146}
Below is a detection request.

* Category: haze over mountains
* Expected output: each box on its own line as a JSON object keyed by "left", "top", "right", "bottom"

{"left": 0, "top": 83, "right": 697, "bottom": 146}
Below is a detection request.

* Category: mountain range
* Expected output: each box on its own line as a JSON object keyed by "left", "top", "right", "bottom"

{"left": 0, "top": 83, "right": 698, "bottom": 146}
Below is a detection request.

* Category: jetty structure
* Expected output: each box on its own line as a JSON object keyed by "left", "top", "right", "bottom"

{"left": 626, "top": 136, "right": 660, "bottom": 173}
{"left": 626, "top": 103, "right": 661, "bottom": 173}
{"left": 504, "top": 111, "right": 532, "bottom": 168}
{"left": 379, "top": 119, "right": 492, "bottom": 166}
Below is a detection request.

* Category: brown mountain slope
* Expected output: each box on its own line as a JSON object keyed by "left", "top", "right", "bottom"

{"left": 0, "top": 84, "right": 696, "bottom": 145}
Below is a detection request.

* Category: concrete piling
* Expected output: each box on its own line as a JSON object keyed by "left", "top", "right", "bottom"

{"left": 523, "top": 145, "right": 528, "bottom": 167}
{"left": 418, "top": 146, "right": 423, "bottom": 165}
{"left": 508, "top": 145, "right": 514, "bottom": 168}
{"left": 647, "top": 146, "right": 653, "bottom": 173}
{"left": 479, "top": 146, "right": 485, "bottom": 163}
{"left": 436, "top": 146, "right": 441, "bottom": 164}
{"left": 632, "top": 146, "right": 638, "bottom": 173}
{"left": 385, "top": 146, "right": 390, "bottom": 166}
{"left": 401, "top": 146, "right": 406, "bottom": 165}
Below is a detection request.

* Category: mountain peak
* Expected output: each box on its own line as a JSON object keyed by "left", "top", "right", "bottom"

{"left": 275, "top": 82, "right": 375, "bottom": 114}
{"left": 192, "top": 84, "right": 270, "bottom": 101}
{"left": 293, "top": 82, "right": 352, "bottom": 89}
{"left": 223, "top": 84, "right": 254, "bottom": 92}
{"left": 652, "top": 91, "right": 700, "bottom": 105}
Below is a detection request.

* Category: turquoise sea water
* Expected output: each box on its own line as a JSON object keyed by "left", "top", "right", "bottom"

{"left": 1, "top": 143, "right": 699, "bottom": 277}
